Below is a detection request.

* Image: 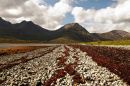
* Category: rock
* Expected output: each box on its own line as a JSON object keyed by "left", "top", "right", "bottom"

{"left": 36, "top": 79, "right": 42, "bottom": 86}
{"left": 0, "top": 45, "right": 128, "bottom": 86}
{"left": 20, "top": 83, "right": 30, "bottom": 86}
{"left": 28, "top": 71, "right": 36, "bottom": 75}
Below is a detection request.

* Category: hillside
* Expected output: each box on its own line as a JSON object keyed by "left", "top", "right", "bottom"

{"left": 99, "top": 30, "right": 130, "bottom": 40}
{"left": 48, "top": 36, "right": 79, "bottom": 44}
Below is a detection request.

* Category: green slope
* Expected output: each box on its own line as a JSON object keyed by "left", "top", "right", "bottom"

{"left": 82, "top": 40, "right": 130, "bottom": 45}
{"left": 48, "top": 36, "right": 79, "bottom": 44}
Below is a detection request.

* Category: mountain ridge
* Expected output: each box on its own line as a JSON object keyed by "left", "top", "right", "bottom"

{"left": 0, "top": 17, "right": 130, "bottom": 43}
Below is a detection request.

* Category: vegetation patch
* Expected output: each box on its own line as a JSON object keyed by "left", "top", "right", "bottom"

{"left": 82, "top": 40, "right": 130, "bottom": 45}
{"left": 0, "top": 46, "right": 56, "bottom": 72}
{"left": 71, "top": 45, "right": 130, "bottom": 85}
{"left": 44, "top": 46, "right": 85, "bottom": 86}
{"left": 0, "top": 46, "right": 48, "bottom": 56}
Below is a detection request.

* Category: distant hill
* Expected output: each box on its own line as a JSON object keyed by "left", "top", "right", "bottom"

{"left": 99, "top": 30, "right": 130, "bottom": 40}
{"left": 0, "top": 17, "right": 130, "bottom": 43}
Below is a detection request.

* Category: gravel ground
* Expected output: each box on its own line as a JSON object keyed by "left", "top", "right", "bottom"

{"left": 0, "top": 45, "right": 128, "bottom": 86}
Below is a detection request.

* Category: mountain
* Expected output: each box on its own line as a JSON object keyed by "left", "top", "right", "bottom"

{"left": 0, "top": 17, "right": 13, "bottom": 36}
{"left": 55, "top": 23, "right": 97, "bottom": 42}
{"left": 0, "top": 18, "right": 98, "bottom": 42}
{"left": 13, "top": 21, "right": 54, "bottom": 41}
{"left": 0, "top": 17, "right": 130, "bottom": 43}
{"left": 0, "top": 17, "right": 12, "bottom": 27}
{"left": 99, "top": 30, "right": 130, "bottom": 40}
{"left": 0, "top": 17, "right": 55, "bottom": 41}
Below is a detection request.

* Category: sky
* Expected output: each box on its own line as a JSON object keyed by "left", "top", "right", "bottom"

{"left": 0, "top": 0, "right": 130, "bottom": 33}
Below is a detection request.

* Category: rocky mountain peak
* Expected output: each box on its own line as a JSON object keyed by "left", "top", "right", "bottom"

{"left": 20, "top": 20, "right": 34, "bottom": 25}
{"left": 0, "top": 17, "right": 11, "bottom": 27}
{"left": 0, "top": 17, "right": 2, "bottom": 20}
{"left": 63, "top": 23, "right": 79, "bottom": 29}
{"left": 62, "top": 23, "right": 89, "bottom": 33}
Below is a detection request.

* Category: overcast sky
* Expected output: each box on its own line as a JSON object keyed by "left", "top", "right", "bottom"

{"left": 0, "top": 0, "right": 130, "bottom": 33}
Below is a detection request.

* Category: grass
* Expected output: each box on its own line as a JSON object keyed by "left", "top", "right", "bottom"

{"left": 82, "top": 40, "right": 130, "bottom": 45}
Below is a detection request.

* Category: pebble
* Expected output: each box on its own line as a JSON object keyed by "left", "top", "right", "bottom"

{"left": 0, "top": 45, "right": 128, "bottom": 86}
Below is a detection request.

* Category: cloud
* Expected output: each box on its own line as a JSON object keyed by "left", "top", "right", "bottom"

{"left": 0, "top": 0, "right": 73, "bottom": 30}
{"left": 72, "top": 0, "right": 130, "bottom": 33}
{"left": 0, "top": 0, "right": 28, "bottom": 8}
{"left": 0, "top": 0, "right": 130, "bottom": 32}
